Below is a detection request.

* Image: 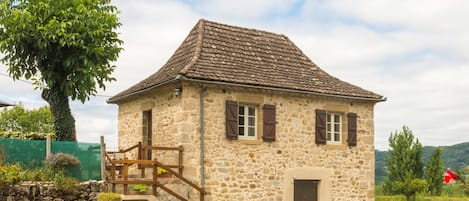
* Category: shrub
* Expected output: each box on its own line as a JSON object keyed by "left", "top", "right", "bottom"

{"left": 53, "top": 171, "right": 79, "bottom": 194}
{"left": 45, "top": 152, "right": 81, "bottom": 170}
{"left": 20, "top": 166, "right": 56, "bottom": 181}
{"left": 98, "top": 192, "right": 122, "bottom": 201}
{"left": 157, "top": 167, "right": 167, "bottom": 175}
{"left": 376, "top": 195, "right": 406, "bottom": 201}
{"left": 0, "top": 164, "right": 21, "bottom": 185}
{"left": 131, "top": 184, "right": 149, "bottom": 193}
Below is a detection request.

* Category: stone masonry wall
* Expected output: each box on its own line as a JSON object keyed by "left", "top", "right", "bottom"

{"left": 0, "top": 181, "right": 107, "bottom": 201}
{"left": 116, "top": 82, "right": 377, "bottom": 201}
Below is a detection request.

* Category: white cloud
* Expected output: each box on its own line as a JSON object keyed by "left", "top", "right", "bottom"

{"left": 193, "top": 0, "right": 298, "bottom": 20}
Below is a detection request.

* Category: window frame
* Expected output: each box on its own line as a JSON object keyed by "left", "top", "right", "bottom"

{"left": 238, "top": 104, "right": 258, "bottom": 140}
{"left": 326, "top": 112, "right": 342, "bottom": 144}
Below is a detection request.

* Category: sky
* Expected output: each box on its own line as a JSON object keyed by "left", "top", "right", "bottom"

{"left": 1, "top": 0, "right": 468, "bottom": 150}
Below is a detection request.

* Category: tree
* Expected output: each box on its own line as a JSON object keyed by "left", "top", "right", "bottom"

{"left": 0, "top": 104, "right": 54, "bottom": 139}
{"left": 0, "top": 0, "right": 122, "bottom": 141}
{"left": 425, "top": 147, "right": 443, "bottom": 195}
{"left": 382, "top": 126, "right": 425, "bottom": 200}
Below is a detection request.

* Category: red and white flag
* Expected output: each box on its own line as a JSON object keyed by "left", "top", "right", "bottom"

{"left": 444, "top": 168, "right": 458, "bottom": 184}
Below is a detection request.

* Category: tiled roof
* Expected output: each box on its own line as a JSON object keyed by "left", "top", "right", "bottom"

{"left": 109, "top": 19, "right": 383, "bottom": 103}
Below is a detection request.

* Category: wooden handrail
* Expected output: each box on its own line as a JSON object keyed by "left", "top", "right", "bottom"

{"left": 157, "top": 183, "right": 188, "bottom": 201}
{"left": 141, "top": 144, "right": 184, "bottom": 151}
{"left": 156, "top": 161, "right": 206, "bottom": 194}
{"left": 120, "top": 144, "right": 139, "bottom": 153}
{"left": 105, "top": 142, "right": 205, "bottom": 200}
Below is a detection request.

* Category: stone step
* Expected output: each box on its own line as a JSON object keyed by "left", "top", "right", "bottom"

{"left": 121, "top": 194, "right": 157, "bottom": 201}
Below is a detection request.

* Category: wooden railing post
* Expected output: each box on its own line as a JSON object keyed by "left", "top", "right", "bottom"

{"left": 139, "top": 142, "right": 145, "bottom": 177}
{"left": 111, "top": 162, "right": 116, "bottom": 192}
{"left": 178, "top": 145, "right": 184, "bottom": 175}
{"left": 100, "top": 136, "right": 106, "bottom": 181}
{"left": 123, "top": 161, "right": 129, "bottom": 195}
{"left": 138, "top": 141, "right": 142, "bottom": 160}
{"left": 153, "top": 160, "right": 158, "bottom": 196}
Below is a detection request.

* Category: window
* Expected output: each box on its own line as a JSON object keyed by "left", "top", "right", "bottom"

{"left": 226, "top": 100, "right": 276, "bottom": 141}
{"left": 238, "top": 105, "right": 257, "bottom": 139}
{"left": 316, "top": 110, "right": 357, "bottom": 146}
{"left": 326, "top": 113, "right": 341, "bottom": 144}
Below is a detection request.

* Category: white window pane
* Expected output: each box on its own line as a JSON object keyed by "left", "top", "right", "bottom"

{"left": 334, "top": 124, "right": 340, "bottom": 132}
{"left": 327, "top": 114, "right": 331, "bottom": 123}
{"left": 239, "top": 106, "right": 244, "bottom": 115}
{"left": 248, "top": 107, "right": 255, "bottom": 116}
{"left": 334, "top": 133, "right": 340, "bottom": 141}
{"left": 239, "top": 116, "right": 244, "bottom": 126}
{"left": 239, "top": 127, "right": 244, "bottom": 136}
{"left": 334, "top": 114, "right": 340, "bottom": 122}
{"left": 327, "top": 132, "right": 331, "bottom": 141}
{"left": 248, "top": 127, "right": 255, "bottom": 136}
{"left": 248, "top": 117, "right": 255, "bottom": 126}
{"left": 327, "top": 123, "right": 331, "bottom": 132}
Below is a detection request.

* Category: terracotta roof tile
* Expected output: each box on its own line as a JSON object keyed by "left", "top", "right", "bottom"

{"left": 109, "top": 19, "right": 383, "bottom": 103}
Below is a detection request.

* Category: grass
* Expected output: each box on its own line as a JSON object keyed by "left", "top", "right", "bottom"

{"left": 376, "top": 195, "right": 469, "bottom": 201}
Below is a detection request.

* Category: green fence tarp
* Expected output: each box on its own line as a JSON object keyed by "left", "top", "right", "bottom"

{"left": 0, "top": 137, "right": 101, "bottom": 181}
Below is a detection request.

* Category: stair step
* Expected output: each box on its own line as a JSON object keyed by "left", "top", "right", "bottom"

{"left": 121, "top": 194, "right": 157, "bottom": 201}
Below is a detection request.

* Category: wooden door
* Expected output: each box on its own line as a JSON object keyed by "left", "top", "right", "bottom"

{"left": 142, "top": 110, "right": 152, "bottom": 160}
{"left": 294, "top": 180, "right": 319, "bottom": 201}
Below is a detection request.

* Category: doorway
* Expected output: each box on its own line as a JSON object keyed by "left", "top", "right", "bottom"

{"left": 142, "top": 110, "right": 152, "bottom": 160}
{"left": 294, "top": 179, "right": 319, "bottom": 201}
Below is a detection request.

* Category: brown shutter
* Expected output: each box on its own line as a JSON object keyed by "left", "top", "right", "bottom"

{"left": 225, "top": 100, "right": 238, "bottom": 140}
{"left": 347, "top": 112, "right": 357, "bottom": 147}
{"left": 262, "top": 104, "right": 276, "bottom": 142}
{"left": 315, "top": 109, "right": 326, "bottom": 145}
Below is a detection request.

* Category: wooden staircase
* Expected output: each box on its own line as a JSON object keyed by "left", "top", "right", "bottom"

{"left": 104, "top": 142, "right": 206, "bottom": 201}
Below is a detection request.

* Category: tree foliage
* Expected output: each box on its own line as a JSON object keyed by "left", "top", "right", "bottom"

{"left": 424, "top": 147, "right": 443, "bottom": 196}
{"left": 0, "top": 104, "right": 53, "bottom": 134}
{"left": 0, "top": 0, "right": 122, "bottom": 141}
{"left": 382, "top": 126, "right": 425, "bottom": 200}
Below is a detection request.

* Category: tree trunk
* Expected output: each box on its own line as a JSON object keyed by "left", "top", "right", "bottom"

{"left": 42, "top": 88, "right": 76, "bottom": 141}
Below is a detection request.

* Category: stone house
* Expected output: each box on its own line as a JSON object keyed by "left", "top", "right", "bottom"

{"left": 0, "top": 100, "right": 12, "bottom": 107}
{"left": 108, "top": 19, "right": 384, "bottom": 201}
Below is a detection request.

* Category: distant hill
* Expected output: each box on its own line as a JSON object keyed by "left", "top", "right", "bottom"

{"left": 375, "top": 142, "right": 469, "bottom": 184}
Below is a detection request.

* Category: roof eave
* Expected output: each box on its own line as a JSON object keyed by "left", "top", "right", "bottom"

{"left": 179, "top": 76, "right": 386, "bottom": 102}
{"left": 107, "top": 75, "right": 184, "bottom": 104}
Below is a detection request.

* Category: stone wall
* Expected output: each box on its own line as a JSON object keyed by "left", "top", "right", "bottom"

{"left": 0, "top": 181, "right": 107, "bottom": 201}
{"left": 116, "top": 82, "right": 377, "bottom": 201}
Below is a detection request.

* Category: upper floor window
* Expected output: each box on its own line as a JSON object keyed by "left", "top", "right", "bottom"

{"left": 327, "top": 113, "right": 342, "bottom": 144}
{"left": 238, "top": 105, "right": 257, "bottom": 139}
{"left": 226, "top": 100, "right": 276, "bottom": 141}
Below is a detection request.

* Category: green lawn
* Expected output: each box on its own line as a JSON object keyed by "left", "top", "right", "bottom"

{"left": 376, "top": 195, "right": 469, "bottom": 201}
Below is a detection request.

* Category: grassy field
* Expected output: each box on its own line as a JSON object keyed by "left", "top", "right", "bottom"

{"left": 376, "top": 195, "right": 469, "bottom": 201}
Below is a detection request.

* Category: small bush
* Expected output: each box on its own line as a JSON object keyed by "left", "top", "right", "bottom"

{"left": 45, "top": 152, "right": 81, "bottom": 170}
{"left": 0, "top": 164, "right": 21, "bottom": 185}
{"left": 131, "top": 184, "right": 148, "bottom": 193}
{"left": 157, "top": 167, "right": 167, "bottom": 175}
{"left": 98, "top": 192, "right": 122, "bottom": 201}
{"left": 20, "top": 166, "right": 55, "bottom": 181}
{"left": 53, "top": 171, "right": 79, "bottom": 194}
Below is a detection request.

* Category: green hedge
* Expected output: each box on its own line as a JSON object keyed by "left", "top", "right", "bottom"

{"left": 0, "top": 131, "right": 55, "bottom": 140}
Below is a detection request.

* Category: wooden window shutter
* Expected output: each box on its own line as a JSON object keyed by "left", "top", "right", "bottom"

{"left": 347, "top": 112, "right": 357, "bottom": 147}
{"left": 225, "top": 100, "right": 238, "bottom": 140}
{"left": 262, "top": 104, "right": 276, "bottom": 141}
{"left": 315, "top": 109, "right": 326, "bottom": 145}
